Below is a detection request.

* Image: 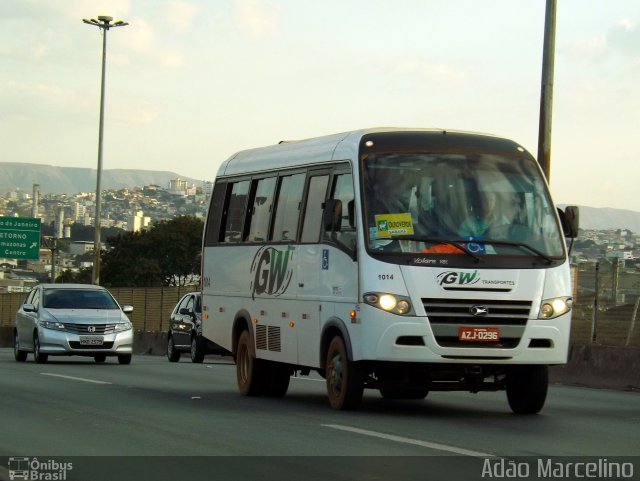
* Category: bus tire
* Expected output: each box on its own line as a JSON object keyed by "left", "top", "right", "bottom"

{"left": 325, "top": 335, "right": 364, "bottom": 410}
{"left": 236, "top": 330, "right": 265, "bottom": 396}
{"left": 264, "top": 362, "right": 291, "bottom": 397}
{"left": 506, "top": 365, "right": 548, "bottom": 415}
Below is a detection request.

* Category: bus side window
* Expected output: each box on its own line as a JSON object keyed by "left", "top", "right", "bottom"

{"left": 270, "top": 173, "right": 305, "bottom": 242}
{"left": 301, "top": 175, "right": 330, "bottom": 243}
{"left": 325, "top": 173, "right": 356, "bottom": 251}
{"left": 204, "top": 181, "right": 227, "bottom": 245}
{"left": 245, "top": 177, "right": 277, "bottom": 242}
{"left": 223, "top": 180, "right": 250, "bottom": 243}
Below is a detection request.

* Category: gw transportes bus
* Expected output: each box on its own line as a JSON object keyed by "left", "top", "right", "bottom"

{"left": 201, "top": 128, "right": 579, "bottom": 413}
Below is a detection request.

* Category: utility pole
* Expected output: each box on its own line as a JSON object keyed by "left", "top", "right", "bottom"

{"left": 83, "top": 15, "right": 129, "bottom": 285}
{"left": 591, "top": 261, "right": 599, "bottom": 343}
{"left": 537, "top": 0, "right": 557, "bottom": 181}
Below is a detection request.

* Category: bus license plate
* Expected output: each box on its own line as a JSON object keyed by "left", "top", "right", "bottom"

{"left": 458, "top": 327, "right": 500, "bottom": 342}
{"left": 79, "top": 336, "right": 104, "bottom": 346}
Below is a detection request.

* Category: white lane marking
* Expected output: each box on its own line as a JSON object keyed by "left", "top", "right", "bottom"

{"left": 322, "top": 424, "right": 494, "bottom": 458}
{"left": 40, "top": 373, "right": 112, "bottom": 385}
{"left": 291, "top": 377, "right": 324, "bottom": 382}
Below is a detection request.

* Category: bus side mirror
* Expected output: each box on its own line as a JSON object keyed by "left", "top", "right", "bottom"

{"left": 323, "top": 199, "right": 342, "bottom": 232}
{"left": 558, "top": 206, "right": 579, "bottom": 238}
{"left": 347, "top": 200, "right": 355, "bottom": 228}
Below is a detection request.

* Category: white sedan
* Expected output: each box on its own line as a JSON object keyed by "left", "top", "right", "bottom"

{"left": 14, "top": 283, "right": 134, "bottom": 364}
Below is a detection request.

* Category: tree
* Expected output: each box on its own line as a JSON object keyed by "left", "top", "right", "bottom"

{"left": 100, "top": 216, "right": 203, "bottom": 287}
{"left": 57, "top": 267, "right": 92, "bottom": 284}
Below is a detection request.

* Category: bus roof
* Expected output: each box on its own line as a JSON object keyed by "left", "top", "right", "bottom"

{"left": 217, "top": 127, "right": 519, "bottom": 177}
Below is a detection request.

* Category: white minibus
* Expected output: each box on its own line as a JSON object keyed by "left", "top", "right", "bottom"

{"left": 201, "top": 128, "right": 578, "bottom": 413}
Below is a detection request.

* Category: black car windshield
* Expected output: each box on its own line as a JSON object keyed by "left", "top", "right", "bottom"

{"left": 363, "top": 152, "right": 565, "bottom": 259}
{"left": 43, "top": 289, "right": 120, "bottom": 310}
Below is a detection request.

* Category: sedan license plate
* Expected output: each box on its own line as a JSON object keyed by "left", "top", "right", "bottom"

{"left": 79, "top": 336, "right": 104, "bottom": 346}
{"left": 458, "top": 327, "right": 500, "bottom": 342}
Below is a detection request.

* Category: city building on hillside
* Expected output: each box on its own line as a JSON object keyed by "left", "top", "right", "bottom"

{"left": 69, "top": 241, "right": 94, "bottom": 256}
{"left": 128, "top": 210, "right": 151, "bottom": 232}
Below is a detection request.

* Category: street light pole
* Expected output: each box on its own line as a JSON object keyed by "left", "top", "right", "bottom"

{"left": 537, "top": 0, "right": 557, "bottom": 181}
{"left": 83, "top": 15, "right": 128, "bottom": 285}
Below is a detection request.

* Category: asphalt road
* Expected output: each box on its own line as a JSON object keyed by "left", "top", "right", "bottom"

{"left": 0, "top": 348, "right": 638, "bottom": 481}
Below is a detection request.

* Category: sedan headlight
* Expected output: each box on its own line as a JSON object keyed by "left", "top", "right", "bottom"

{"left": 112, "top": 321, "right": 132, "bottom": 333}
{"left": 39, "top": 320, "right": 66, "bottom": 331}
{"left": 538, "top": 296, "right": 573, "bottom": 319}
{"left": 363, "top": 292, "right": 414, "bottom": 316}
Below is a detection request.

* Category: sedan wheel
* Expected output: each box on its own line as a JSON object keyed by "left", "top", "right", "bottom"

{"left": 33, "top": 333, "right": 48, "bottom": 364}
{"left": 14, "top": 330, "right": 27, "bottom": 362}
{"left": 191, "top": 335, "right": 204, "bottom": 363}
{"left": 118, "top": 354, "right": 132, "bottom": 365}
{"left": 167, "top": 335, "right": 181, "bottom": 362}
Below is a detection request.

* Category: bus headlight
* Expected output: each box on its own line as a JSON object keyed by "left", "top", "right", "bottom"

{"left": 538, "top": 296, "right": 572, "bottom": 319}
{"left": 363, "top": 292, "right": 414, "bottom": 316}
{"left": 379, "top": 295, "right": 397, "bottom": 311}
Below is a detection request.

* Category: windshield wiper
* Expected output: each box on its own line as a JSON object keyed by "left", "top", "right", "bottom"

{"left": 471, "top": 239, "right": 555, "bottom": 264}
{"left": 390, "top": 236, "right": 555, "bottom": 264}
{"left": 391, "top": 236, "right": 482, "bottom": 263}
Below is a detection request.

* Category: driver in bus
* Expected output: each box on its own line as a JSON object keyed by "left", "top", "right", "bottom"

{"left": 459, "top": 190, "right": 510, "bottom": 238}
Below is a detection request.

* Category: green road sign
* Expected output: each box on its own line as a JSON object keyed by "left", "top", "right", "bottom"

{"left": 0, "top": 217, "right": 41, "bottom": 260}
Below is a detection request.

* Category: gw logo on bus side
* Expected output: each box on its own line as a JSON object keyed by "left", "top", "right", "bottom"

{"left": 250, "top": 246, "right": 295, "bottom": 300}
{"left": 437, "top": 270, "right": 480, "bottom": 286}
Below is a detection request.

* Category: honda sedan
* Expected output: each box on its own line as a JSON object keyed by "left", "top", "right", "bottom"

{"left": 14, "top": 283, "right": 134, "bottom": 364}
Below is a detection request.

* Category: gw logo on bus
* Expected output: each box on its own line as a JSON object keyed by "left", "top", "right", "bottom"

{"left": 250, "top": 246, "right": 295, "bottom": 300}
{"left": 437, "top": 270, "right": 480, "bottom": 286}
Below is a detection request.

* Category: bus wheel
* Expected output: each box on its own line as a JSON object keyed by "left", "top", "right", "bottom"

{"left": 236, "top": 330, "right": 265, "bottom": 396}
{"left": 506, "top": 365, "right": 548, "bottom": 415}
{"left": 325, "top": 336, "right": 364, "bottom": 410}
{"left": 264, "top": 362, "right": 291, "bottom": 397}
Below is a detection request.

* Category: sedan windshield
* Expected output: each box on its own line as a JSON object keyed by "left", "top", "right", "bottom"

{"left": 363, "top": 153, "right": 565, "bottom": 259}
{"left": 43, "top": 289, "right": 120, "bottom": 309}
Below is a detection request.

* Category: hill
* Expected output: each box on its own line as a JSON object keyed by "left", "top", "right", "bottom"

{"left": 0, "top": 162, "right": 204, "bottom": 194}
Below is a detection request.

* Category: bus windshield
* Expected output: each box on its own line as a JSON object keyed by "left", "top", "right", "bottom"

{"left": 362, "top": 152, "right": 565, "bottom": 259}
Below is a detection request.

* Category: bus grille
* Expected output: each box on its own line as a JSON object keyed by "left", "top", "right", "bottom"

{"left": 422, "top": 298, "right": 532, "bottom": 349}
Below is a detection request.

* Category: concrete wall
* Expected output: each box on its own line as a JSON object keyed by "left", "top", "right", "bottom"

{"left": 1, "top": 326, "right": 638, "bottom": 391}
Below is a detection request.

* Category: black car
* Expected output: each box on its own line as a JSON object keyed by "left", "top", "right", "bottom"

{"left": 166, "top": 292, "right": 225, "bottom": 362}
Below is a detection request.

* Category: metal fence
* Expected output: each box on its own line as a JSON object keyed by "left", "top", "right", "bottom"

{"left": 572, "top": 260, "right": 640, "bottom": 347}
{"left": 1, "top": 265, "right": 638, "bottom": 346}
{"left": 0, "top": 286, "right": 198, "bottom": 332}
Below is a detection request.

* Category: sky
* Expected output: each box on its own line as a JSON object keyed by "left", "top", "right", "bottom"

{"left": 1, "top": 0, "right": 639, "bottom": 211}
